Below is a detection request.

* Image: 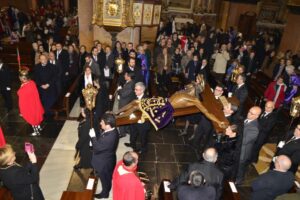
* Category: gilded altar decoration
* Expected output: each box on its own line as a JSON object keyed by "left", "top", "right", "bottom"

{"left": 142, "top": 4, "right": 153, "bottom": 25}
{"left": 152, "top": 5, "right": 161, "bottom": 25}
{"left": 133, "top": 3, "right": 143, "bottom": 25}
{"left": 290, "top": 96, "right": 300, "bottom": 118}
{"left": 92, "top": 0, "right": 134, "bottom": 27}
{"left": 82, "top": 84, "right": 98, "bottom": 111}
{"left": 115, "top": 57, "right": 125, "bottom": 73}
{"left": 139, "top": 97, "right": 174, "bottom": 130}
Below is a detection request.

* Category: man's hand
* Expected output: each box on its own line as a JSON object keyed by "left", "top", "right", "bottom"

{"left": 117, "top": 86, "right": 122, "bottom": 90}
{"left": 41, "top": 84, "right": 49, "bottom": 89}
{"left": 27, "top": 152, "right": 37, "bottom": 164}
{"left": 89, "top": 128, "right": 96, "bottom": 138}
{"left": 163, "top": 66, "right": 168, "bottom": 71}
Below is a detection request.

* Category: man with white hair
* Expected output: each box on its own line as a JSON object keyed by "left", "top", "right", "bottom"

{"left": 169, "top": 148, "right": 224, "bottom": 200}
{"left": 251, "top": 155, "right": 294, "bottom": 200}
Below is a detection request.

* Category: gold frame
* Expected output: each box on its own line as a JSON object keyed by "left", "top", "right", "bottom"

{"left": 142, "top": 3, "right": 154, "bottom": 25}
{"left": 167, "top": 0, "right": 194, "bottom": 13}
{"left": 133, "top": 3, "right": 143, "bottom": 25}
{"left": 92, "top": 0, "right": 134, "bottom": 27}
{"left": 152, "top": 5, "right": 161, "bottom": 25}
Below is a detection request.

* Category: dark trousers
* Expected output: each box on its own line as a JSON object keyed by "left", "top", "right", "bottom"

{"left": 236, "top": 159, "right": 250, "bottom": 184}
{"left": 0, "top": 89, "right": 12, "bottom": 111}
{"left": 251, "top": 132, "right": 268, "bottom": 163}
{"left": 96, "top": 163, "right": 115, "bottom": 197}
{"left": 130, "top": 123, "right": 150, "bottom": 151}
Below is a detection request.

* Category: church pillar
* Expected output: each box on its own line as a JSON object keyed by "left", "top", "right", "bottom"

{"left": 78, "top": 0, "right": 94, "bottom": 50}
{"left": 30, "top": 0, "right": 38, "bottom": 10}
{"left": 217, "top": 0, "right": 230, "bottom": 30}
{"left": 64, "top": 0, "right": 70, "bottom": 12}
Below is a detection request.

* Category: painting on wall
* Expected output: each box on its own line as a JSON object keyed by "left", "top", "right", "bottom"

{"left": 167, "top": 0, "right": 194, "bottom": 12}
{"left": 143, "top": 4, "right": 154, "bottom": 25}
{"left": 133, "top": 3, "right": 143, "bottom": 25}
{"left": 153, "top": 5, "right": 161, "bottom": 25}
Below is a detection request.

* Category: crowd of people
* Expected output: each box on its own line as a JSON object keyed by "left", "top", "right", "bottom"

{"left": 0, "top": 3, "right": 300, "bottom": 200}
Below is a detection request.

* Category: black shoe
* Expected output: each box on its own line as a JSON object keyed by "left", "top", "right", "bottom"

{"left": 94, "top": 193, "right": 108, "bottom": 199}
{"left": 124, "top": 142, "right": 132, "bottom": 147}
{"left": 73, "top": 165, "right": 81, "bottom": 171}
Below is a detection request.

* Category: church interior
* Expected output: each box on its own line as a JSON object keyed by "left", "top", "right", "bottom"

{"left": 0, "top": 0, "right": 300, "bottom": 199}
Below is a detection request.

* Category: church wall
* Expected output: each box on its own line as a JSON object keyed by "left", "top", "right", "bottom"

{"left": 78, "top": 0, "right": 94, "bottom": 50}
{"left": 226, "top": 2, "right": 257, "bottom": 30}
{"left": 279, "top": 12, "right": 300, "bottom": 52}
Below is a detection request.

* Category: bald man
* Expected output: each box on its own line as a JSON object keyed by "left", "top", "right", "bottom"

{"left": 235, "top": 106, "right": 261, "bottom": 185}
{"left": 169, "top": 148, "right": 224, "bottom": 200}
{"left": 251, "top": 155, "right": 294, "bottom": 200}
{"left": 251, "top": 101, "right": 277, "bottom": 163}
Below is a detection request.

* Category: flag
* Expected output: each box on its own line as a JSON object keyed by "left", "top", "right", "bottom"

{"left": 0, "top": 127, "right": 6, "bottom": 148}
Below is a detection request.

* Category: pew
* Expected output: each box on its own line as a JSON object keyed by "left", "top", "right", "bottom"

{"left": 0, "top": 187, "right": 13, "bottom": 200}
{"left": 60, "top": 176, "right": 97, "bottom": 200}
{"left": 51, "top": 75, "right": 81, "bottom": 120}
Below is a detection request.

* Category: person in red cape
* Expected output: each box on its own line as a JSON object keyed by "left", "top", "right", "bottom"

{"left": 17, "top": 69, "right": 44, "bottom": 136}
{"left": 0, "top": 127, "right": 6, "bottom": 147}
{"left": 112, "top": 151, "right": 145, "bottom": 200}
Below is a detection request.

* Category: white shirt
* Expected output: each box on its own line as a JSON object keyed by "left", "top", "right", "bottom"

{"left": 0, "top": 63, "right": 3, "bottom": 70}
{"left": 102, "top": 127, "right": 115, "bottom": 134}
{"left": 137, "top": 93, "right": 144, "bottom": 100}
{"left": 238, "top": 83, "right": 245, "bottom": 89}
{"left": 56, "top": 50, "right": 61, "bottom": 59}
{"left": 84, "top": 74, "right": 93, "bottom": 88}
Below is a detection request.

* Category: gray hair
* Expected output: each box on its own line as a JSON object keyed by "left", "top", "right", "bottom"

{"left": 203, "top": 148, "right": 218, "bottom": 163}
{"left": 135, "top": 82, "right": 146, "bottom": 92}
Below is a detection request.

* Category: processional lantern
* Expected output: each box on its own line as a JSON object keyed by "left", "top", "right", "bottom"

{"left": 82, "top": 84, "right": 98, "bottom": 127}
{"left": 115, "top": 57, "right": 125, "bottom": 74}
{"left": 290, "top": 96, "right": 300, "bottom": 118}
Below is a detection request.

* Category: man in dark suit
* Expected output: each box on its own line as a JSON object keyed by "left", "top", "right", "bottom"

{"left": 169, "top": 148, "right": 224, "bottom": 200}
{"left": 251, "top": 101, "right": 277, "bottom": 163}
{"left": 96, "top": 43, "right": 106, "bottom": 70}
{"left": 55, "top": 43, "right": 70, "bottom": 89}
{"left": 103, "top": 46, "right": 115, "bottom": 88}
{"left": 124, "top": 82, "right": 151, "bottom": 154}
{"left": 272, "top": 124, "right": 300, "bottom": 174}
{"left": 125, "top": 57, "right": 144, "bottom": 84}
{"left": 251, "top": 155, "right": 294, "bottom": 200}
{"left": 117, "top": 72, "right": 135, "bottom": 109}
{"left": 85, "top": 54, "right": 101, "bottom": 79}
{"left": 244, "top": 51, "right": 258, "bottom": 75}
{"left": 196, "top": 58, "right": 209, "bottom": 81}
{"left": 232, "top": 74, "right": 248, "bottom": 122}
{"left": 0, "top": 59, "right": 12, "bottom": 112}
{"left": 89, "top": 113, "right": 119, "bottom": 199}
{"left": 235, "top": 106, "right": 261, "bottom": 185}
{"left": 177, "top": 170, "right": 216, "bottom": 200}
{"left": 34, "top": 54, "right": 57, "bottom": 116}
{"left": 48, "top": 51, "right": 63, "bottom": 95}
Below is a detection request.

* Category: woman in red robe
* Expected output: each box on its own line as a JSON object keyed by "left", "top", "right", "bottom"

{"left": 17, "top": 69, "right": 44, "bottom": 136}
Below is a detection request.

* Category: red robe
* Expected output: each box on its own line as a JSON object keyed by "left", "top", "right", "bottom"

{"left": 113, "top": 161, "right": 145, "bottom": 200}
{"left": 17, "top": 80, "right": 44, "bottom": 125}
{"left": 264, "top": 81, "right": 286, "bottom": 108}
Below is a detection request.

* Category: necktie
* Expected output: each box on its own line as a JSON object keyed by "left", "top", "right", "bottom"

{"left": 244, "top": 119, "right": 249, "bottom": 124}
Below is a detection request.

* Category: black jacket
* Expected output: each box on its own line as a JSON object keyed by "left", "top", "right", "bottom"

{"left": 0, "top": 63, "right": 11, "bottom": 90}
{"left": 177, "top": 184, "right": 216, "bottom": 200}
{"left": 251, "top": 170, "right": 294, "bottom": 200}
{"left": 118, "top": 80, "right": 135, "bottom": 109}
{"left": 170, "top": 160, "right": 224, "bottom": 200}
{"left": 91, "top": 128, "right": 119, "bottom": 173}
{"left": 0, "top": 163, "right": 44, "bottom": 200}
{"left": 233, "top": 84, "right": 248, "bottom": 106}
{"left": 55, "top": 49, "right": 69, "bottom": 75}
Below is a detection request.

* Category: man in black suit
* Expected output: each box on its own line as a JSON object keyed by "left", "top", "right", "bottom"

{"left": 125, "top": 57, "right": 144, "bottom": 84}
{"left": 244, "top": 51, "right": 258, "bottom": 75}
{"left": 251, "top": 155, "right": 294, "bottom": 200}
{"left": 0, "top": 59, "right": 12, "bottom": 112}
{"left": 272, "top": 124, "right": 300, "bottom": 174}
{"left": 169, "top": 148, "right": 224, "bottom": 200}
{"left": 251, "top": 101, "right": 277, "bottom": 163}
{"left": 103, "top": 46, "right": 115, "bottom": 88}
{"left": 85, "top": 54, "right": 101, "bottom": 79}
{"left": 89, "top": 113, "right": 119, "bottom": 199}
{"left": 34, "top": 54, "right": 57, "bottom": 115}
{"left": 235, "top": 106, "right": 261, "bottom": 185}
{"left": 177, "top": 170, "right": 216, "bottom": 200}
{"left": 232, "top": 74, "right": 248, "bottom": 122}
{"left": 124, "top": 82, "right": 151, "bottom": 154}
{"left": 117, "top": 72, "right": 135, "bottom": 109}
{"left": 55, "top": 43, "right": 70, "bottom": 89}
{"left": 96, "top": 43, "right": 106, "bottom": 70}
{"left": 48, "top": 51, "right": 63, "bottom": 95}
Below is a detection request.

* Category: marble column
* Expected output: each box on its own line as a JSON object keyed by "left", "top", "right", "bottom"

{"left": 30, "top": 0, "right": 38, "bottom": 10}
{"left": 64, "top": 0, "right": 70, "bottom": 12}
{"left": 78, "top": 0, "right": 94, "bottom": 50}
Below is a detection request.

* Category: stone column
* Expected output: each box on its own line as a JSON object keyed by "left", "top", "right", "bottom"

{"left": 30, "top": 0, "right": 38, "bottom": 10}
{"left": 78, "top": 0, "right": 94, "bottom": 50}
{"left": 64, "top": 0, "right": 70, "bottom": 12}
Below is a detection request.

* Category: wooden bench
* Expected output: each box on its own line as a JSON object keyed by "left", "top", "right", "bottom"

{"left": 51, "top": 75, "right": 81, "bottom": 120}
{"left": 0, "top": 187, "right": 13, "bottom": 200}
{"left": 60, "top": 176, "right": 97, "bottom": 200}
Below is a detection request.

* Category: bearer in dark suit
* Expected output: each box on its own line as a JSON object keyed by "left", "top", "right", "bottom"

{"left": 251, "top": 155, "right": 294, "bottom": 200}
{"left": 55, "top": 43, "right": 70, "bottom": 89}
{"left": 232, "top": 74, "right": 248, "bottom": 122}
{"left": 0, "top": 59, "right": 12, "bottom": 112}
{"left": 272, "top": 124, "right": 300, "bottom": 174}
{"left": 251, "top": 101, "right": 277, "bottom": 163}
{"left": 89, "top": 113, "right": 119, "bottom": 199}
{"left": 235, "top": 106, "right": 261, "bottom": 185}
{"left": 169, "top": 148, "right": 224, "bottom": 200}
{"left": 124, "top": 82, "right": 151, "bottom": 154}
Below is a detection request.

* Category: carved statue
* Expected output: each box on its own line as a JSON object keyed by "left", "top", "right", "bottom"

{"left": 115, "top": 74, "right": 227, "bottom": 128}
